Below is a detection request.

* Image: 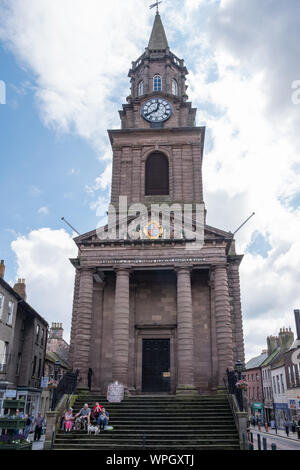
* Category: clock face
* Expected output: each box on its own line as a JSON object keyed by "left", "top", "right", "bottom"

{"left": 143, "top": 221, "right": 163, "bottom": 240}
{"left": 141, "top": 98, "right": 173, "bottom": 123}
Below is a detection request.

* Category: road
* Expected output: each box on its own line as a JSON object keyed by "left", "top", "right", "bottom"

{"left": 251, "top": 429, "right": 300, "bottom": 451}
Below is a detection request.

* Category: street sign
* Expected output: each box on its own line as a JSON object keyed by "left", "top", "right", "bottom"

{"left": 40, "top": 377, "right": 49, "bottom": 389}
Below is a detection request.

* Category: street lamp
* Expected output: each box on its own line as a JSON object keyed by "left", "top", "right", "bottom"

{"left": 234, "top": 360, "right": 244, "bottom": 412}
{"left": 54, "top": 360, "right": 61, "bottom": 382}
{"left": 235, "top": 360, "right": 243, "bottom": 380}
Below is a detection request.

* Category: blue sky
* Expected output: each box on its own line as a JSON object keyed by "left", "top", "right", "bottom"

{"left": 1, "top": 0, "right": 300, "bottom": 360}
{"left": 0, "top": 45, "right": 108, "bottom": 281}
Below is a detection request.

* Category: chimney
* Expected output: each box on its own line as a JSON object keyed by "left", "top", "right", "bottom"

{"left": 267, "top": 335, "right": 280, "bottom": 355}
{"left": 13, "top": 279, "right": 27, "bottom": 301}
{"left": 294, "top": 310, "right": 300, "bottom": 340}
{"left": 0, "top": 260, "right": 5, "bottom": 279}
{"left": 50, "top": 323, "right": 64, "bottom": 340}
{"left": 278, "top": 326, "right": 294, "bottom": 351}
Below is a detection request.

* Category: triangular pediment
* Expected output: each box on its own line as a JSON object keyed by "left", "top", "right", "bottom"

{"left": 74, "top": 212, "right": 233, "bottom": 246}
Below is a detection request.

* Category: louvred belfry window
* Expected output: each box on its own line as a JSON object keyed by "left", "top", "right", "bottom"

{"left": 145, "top": 152, "right": 169, "bottom": 195}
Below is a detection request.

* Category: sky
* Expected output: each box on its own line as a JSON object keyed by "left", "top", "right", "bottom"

{"left": 0, "top": 0, "right": 300, "bottom": 362}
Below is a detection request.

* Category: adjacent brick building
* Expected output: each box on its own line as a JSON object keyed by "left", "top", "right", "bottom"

{"left": 0, "top": 261, "right": 48, "bottom": 417}
{"left": 245, "top": 351, "right": 268, "bottom": 417}
{"left": 283, "top": 311, "right": 300, "bottom": 422}
{"left": 69, "top": 13, "right": 245, "bottom": 394}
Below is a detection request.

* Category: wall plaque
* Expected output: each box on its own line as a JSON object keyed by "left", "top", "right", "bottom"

{"left": 107, "top": 381, "right": 124, "bottom": 403}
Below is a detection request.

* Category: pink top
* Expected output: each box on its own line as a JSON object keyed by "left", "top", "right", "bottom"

{"left": 65, "top": 412, "right": 72, "bottom": 421}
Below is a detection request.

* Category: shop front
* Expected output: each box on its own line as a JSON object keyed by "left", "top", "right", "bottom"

{"left": 274, "top": 402, "right": 290, "bottom": 429}
{"left": 16, "top": 388, "right": 41, "bottom": 419}
{"left": 252, "top": 402, "right": 264, "bottom": 418}
{"left": 288, "top": 398, "right": 300, "bottom": 421}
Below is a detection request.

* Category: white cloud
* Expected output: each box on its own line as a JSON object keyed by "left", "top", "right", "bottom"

{"left": 187, "top": 0, "right": 300, "bottom": 360}
{"left": 0, "top": 0, "right": 150, "bottom": 154}
{"left": 11, "top": 228, "right": 77, "bottom": 341}
{"left": 38, "top": 206, "right": 49, "bottom": 215}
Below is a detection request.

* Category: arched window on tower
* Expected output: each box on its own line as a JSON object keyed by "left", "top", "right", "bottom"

{"left": 153, "top": 75, "right": 162, "bottom": 92}
{"left": 138, "top": 80, "right": 144, "bottom": 96}
{"left": 145, "top": 152, "right": 169, "bottom": 196}
{"left": 172, "top": 79, "right": 178, "bottom": 96}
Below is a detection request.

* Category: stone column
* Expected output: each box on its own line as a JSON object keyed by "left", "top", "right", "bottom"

{"left": 229, "top": 260, "right": 245, "bottom": 365}
{"left": 214, "top": 265, "right": 234, "bottom": 384}
{"left": 73, "top": 267, "right": 94, "bottom": 388}
{"left": 112, "top": 267, "right": 131, "bottom": 388}
{"left": 176, "top": 267, "right": 196, "bottom": 394}
{"left": 69, "top": 269, "right": 80, "bottom": 369}
{"left": 89, "top": 281, "right": 105, "bottom": 391}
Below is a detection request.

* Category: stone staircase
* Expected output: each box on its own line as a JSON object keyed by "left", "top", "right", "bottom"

{"left": 53, "top": 393, "right": 240, "bottom": 450}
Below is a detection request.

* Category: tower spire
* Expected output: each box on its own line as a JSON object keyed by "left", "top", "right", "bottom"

{"left": 148, "top": 9, "right": 169, "bottom": 51}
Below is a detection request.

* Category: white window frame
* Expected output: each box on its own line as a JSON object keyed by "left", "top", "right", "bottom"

{"left": 0, "top": 341, "right": 8, "bottom": 372}
{"left": 153, "top": 75, "right": 162, "bottom": 92}
{"left": 7, "top": 301, "right": 14, "bottom": 326}
{"left": 172, "top": 79, "right": 178, "bottom": 96}
{"left": 138, "top": 80, "right": 144, "bottom": 96}
{"left": 0, "top": 293, "right": 4, "bottom": 319}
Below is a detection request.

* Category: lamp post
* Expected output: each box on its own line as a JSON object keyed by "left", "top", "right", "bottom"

{"left": 54, "top": 360, "right": 61, "bottom": 382}
{"left": 235, "top": 360, "right": 243, "bottom": 380}
{"left": 234, "top": 360, "right": 244, "bottom": 412}
{"left": 51, "top": 361, "right": 61, "bottom": 411}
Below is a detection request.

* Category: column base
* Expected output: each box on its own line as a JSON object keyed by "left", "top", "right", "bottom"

{"left": 176, "top": 385, "right": 198, "bottom": 396}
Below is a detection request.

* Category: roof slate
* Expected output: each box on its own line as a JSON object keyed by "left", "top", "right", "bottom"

{"left": 245, "top": 352, "right": 268, "bottom": 370}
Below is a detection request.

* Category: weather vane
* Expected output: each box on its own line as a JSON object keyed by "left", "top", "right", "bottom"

{"left": 149, "top": 1, "right": 162, "bottom": 13}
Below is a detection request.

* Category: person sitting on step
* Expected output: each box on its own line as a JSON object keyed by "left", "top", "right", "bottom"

{"left": 74, "top": 404, "right": 91, "bottom": 430}
{"left": 91, "top": 402, "right": 102, "bottom": 423}
{"left": 97, "top": 407, "right": 110, "bottom": 430}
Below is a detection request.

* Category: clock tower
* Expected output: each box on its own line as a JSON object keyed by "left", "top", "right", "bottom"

{"left": 69, "top": 12, "right": 245, "bottom": 395}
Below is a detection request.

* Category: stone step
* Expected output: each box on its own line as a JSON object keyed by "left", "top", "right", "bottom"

{"left": 54, "top": 444, "right": 240, "bottom": 450}
{"left": 67, "top": 424, "right": 235, "bottom": 430}
{"left": 55, "top": 392, "right": 239, "bottom": 450}
{"left": 56, "top": 432, "right": 238, "bottom": 440}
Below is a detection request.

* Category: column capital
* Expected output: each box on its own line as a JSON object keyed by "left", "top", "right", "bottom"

{"left": 174, "top": 265, "right": 192, "bottom": 274}
{"left": 78, "top": 266, "right": 96, "bottom": 274}
{"left": 211, "top": 263, "right": 228, "bottom": 271}
{"left": 114, "top": 265, "right": 132, "bottom": 274}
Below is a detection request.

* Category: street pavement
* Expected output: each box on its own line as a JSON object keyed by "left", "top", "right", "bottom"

{"left": 250, "top": 426, "right": 300, "bottom": 451}
{"left": 28, "top": 433, "right": 45, "bottom": 450}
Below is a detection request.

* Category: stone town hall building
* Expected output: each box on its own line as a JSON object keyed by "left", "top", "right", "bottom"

{"left": 69, "top": 13, "right": 245, "bottom": 395}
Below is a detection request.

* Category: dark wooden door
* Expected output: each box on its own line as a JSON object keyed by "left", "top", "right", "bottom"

{"left": 142, "top": 339, "right": 170, "bottom": 392}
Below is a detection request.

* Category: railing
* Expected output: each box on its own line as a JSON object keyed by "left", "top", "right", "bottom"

{"left": 224, "top": 369, "right": 244, "bottom": 412}
{"left": 51, "top": 370, "right": 79, "bottom": 411}
{"left": 223, "top": 369, "right": 248, "bottom": 450}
